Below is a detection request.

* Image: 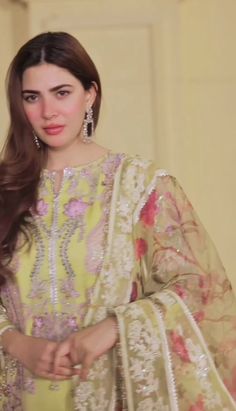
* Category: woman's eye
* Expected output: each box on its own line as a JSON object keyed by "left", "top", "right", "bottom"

{"left": 23, "top": 94, "right": 38, "bottom": 103}
{"left": 57, "top": 90, "right": 70, "bottom": 97}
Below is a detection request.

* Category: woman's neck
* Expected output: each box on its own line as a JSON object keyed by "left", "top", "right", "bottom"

{"left": 45, "top": 141, "right": 109, "bottom": 171}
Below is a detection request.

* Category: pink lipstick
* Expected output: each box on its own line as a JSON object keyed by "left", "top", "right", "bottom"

{"left": 43, "top": 125, "right": 65, "bottom": 135}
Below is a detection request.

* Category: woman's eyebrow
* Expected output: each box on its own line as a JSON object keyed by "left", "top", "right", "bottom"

{"left": 22, "top": 84, "right": 73, "bottom": 94}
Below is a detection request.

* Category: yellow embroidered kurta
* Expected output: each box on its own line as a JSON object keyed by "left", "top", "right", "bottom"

{"left": 0, "top": 153, "right": 236, "bottom": 410}
{"left": 0, "top": 152, "right": 123, "bottom": 410}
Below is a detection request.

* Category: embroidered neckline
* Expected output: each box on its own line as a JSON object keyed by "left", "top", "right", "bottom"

{"left": 42, "top": 150, "right": 112, "bottom": 175}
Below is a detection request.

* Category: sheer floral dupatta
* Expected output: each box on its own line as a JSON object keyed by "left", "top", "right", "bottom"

{"left": 113, "top": 166, "right": 236, "bottom": 410}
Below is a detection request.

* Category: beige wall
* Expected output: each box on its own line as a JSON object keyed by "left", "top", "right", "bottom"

{"left": 176, "top": 0, "right": 236, "bottom": 289}
{"left": 0, "top": 2, "right": 14, "bottom": 141}
{"left": 0, "top": 1, "right": 28, "bottom": 146}
{"left": 0, "top": 0, "right": 236, "bottom": 289}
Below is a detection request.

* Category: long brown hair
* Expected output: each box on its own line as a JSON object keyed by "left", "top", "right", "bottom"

{"left": 0, "top": 32, "right": 102, "bottom": 286}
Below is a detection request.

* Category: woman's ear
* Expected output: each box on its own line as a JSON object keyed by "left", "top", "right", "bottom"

{"left": 86, "top": 81, "right": 98, "bottom": 108}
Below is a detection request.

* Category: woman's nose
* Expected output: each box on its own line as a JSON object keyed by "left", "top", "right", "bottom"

{"left": 42, "top": 99, "right": 58, "bottom": 120}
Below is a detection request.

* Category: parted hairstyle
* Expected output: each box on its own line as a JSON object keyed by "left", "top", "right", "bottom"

{"left": 0, "top": 31, "right": 102, "bottom": 285}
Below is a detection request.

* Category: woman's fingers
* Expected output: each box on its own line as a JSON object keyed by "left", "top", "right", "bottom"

{"left": 53, "top": 341, "right": 70, "bottom": 372}
{"left": 42, "top": 372, "right": 71, "bottom": 381}
{"left": 79, "top": 354, "right": 94, "bottom": 381}
{"left": 59, "top": 355, "right": 74, "bottom": 368}
{"left": 54, "top": 366, "right": 75, "bottom": 377}
{"left": 40, "top": 361, "right": 76, "bottom": 380}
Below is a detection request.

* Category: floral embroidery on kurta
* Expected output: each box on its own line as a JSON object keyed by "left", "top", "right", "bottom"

{"left": 0, "top": 154, "right": 236, "bottom": 410}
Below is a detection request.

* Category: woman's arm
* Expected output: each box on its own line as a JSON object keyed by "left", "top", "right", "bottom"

{"left": 0, "top": 312, "right": 75, "bottom": 380}
{"left": 53, "top": 316, "right": 118, "bottom": 381}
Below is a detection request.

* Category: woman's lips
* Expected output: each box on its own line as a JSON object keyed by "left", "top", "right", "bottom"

{"left": 43, "top": 125, "right": 65, "bottom": 135}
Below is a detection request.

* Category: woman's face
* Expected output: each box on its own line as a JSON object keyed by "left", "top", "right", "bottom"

{"left": 21, "top": 63, "right": 96, "bottom": 149}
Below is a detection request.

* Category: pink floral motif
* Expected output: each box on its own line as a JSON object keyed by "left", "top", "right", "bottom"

{"left": 199, "top": 276, "right": 212, "bottom": 305}
{"left": 37, "top": 199, "right": 48, "bottom": 216}
{"left": 188, "top": 396, "right": 205, "bottom": 411}
{"left": 224, "top": 366, "right": 236, "bottom": 400}
{"left": 170, "top": 330, "right": 191, "bottom": 362}
{"left": 60, "top": 278, "right": 80, "bottom": 298}
{"left": 130, "top": 281, "right": 138, "bottom": 302}
{"left": 64, "top": 198, "right": 89, "bottom": 218}
{"left": 135, "top": 238, "right": 148, "bottom": 260}
{"left": 34, "top": 316, "right": 44, "bottom": 328}
{"left": 166, "top": 224, "right": 176, "bottom": 234}
{"left": 174, "top": 284, "right": 187, "bottom": 300}
{"left": 193, "top": 311, "right": 205, "bottom": 323}
{"left": 140, "top": 190, "right": 159, "bottom": 226}
{"left": 165, "top": 191, "right": 173, "bottom": 200}
{"left": 32, "top": 313, "right": 79, "bottom": 340}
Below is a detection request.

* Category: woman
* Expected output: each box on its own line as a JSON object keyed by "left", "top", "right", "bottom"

{"left": 0, "top": 31, "right": 235, "bottom": 411}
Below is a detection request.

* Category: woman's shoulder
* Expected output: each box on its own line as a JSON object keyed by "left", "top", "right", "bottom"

{"left": 116, "top": 153, "right": 190, "bottom": 221}
{"left": 118, "top": 152, "right": 172, "bottom": 184}
{"left": 112, "top": 152, "right": 181, "bottom": 204}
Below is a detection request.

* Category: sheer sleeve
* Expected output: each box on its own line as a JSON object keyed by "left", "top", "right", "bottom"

{"left": 113, "top": 173, "right": 236, "bottom": 411}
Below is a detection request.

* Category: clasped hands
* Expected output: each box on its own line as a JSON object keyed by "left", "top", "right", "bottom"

{"left": 3, "top": 316, "right": 118, "bottom": 382}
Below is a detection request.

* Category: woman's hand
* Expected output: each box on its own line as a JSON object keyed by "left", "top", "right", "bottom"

{"left": 54, "top": 317, "right": 118, "bottom": 381}
{"left": 2, "top": 329, "right": 74, "bottom": 380}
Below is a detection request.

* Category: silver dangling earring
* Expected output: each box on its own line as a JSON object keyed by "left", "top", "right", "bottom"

{"left": 33, "top": 131, "right": 41, "bottom": 150}
{"left": 82, "top": 107, "right": 94, "bottom": 144}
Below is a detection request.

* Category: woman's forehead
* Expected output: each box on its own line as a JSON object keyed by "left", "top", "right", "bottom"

{"left": 22, "top": 63, "right": 79, "bottom": 89}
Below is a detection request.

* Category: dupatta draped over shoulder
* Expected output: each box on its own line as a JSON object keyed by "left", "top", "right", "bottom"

{"left": 0, "top": 154, "right": 236, "bottom": 410}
